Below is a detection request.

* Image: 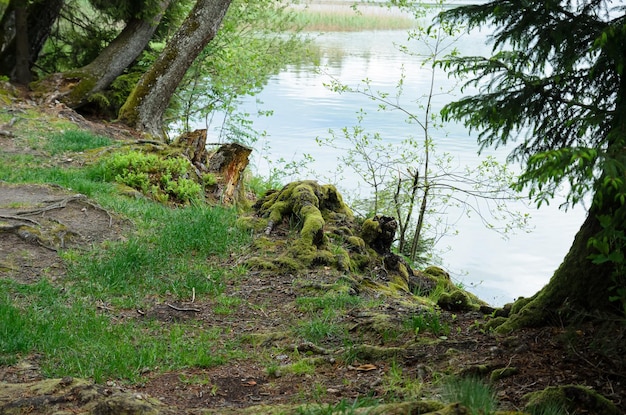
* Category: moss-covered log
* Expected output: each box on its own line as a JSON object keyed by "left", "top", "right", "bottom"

{"left": 245, "top": 181, "right": 486, "bottom": 310}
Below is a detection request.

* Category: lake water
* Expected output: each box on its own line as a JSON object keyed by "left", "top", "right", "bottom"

{"left": 201, "top": 25, "right": 586, "bottom": 306}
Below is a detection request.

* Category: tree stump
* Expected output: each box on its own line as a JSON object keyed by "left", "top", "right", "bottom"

{"left": 207, "top": 142, "right": 252, "bottom": 204}
{"left": 173, "top": 129, "right": 251, "bottom": 204}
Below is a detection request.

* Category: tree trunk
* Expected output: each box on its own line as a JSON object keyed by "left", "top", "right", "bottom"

{"left": 0, "top": 0, "right": 64, "bottom": 77}
{"left": 496, "top": 200, "right": 618, "bottom": 332}
{"left": 36, "top": 0, "right": 171, "bottom": 108}
{"left": 63, "top": 0, "right": 171, "bottom": 108}
{"left": 118, "top": 0, "right": 233, "bottom": 139}
{"left": 12, "top": 3, "right": 30, "bottom": 84}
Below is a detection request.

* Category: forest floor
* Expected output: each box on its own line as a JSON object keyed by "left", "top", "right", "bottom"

{"left": 0, "top": 88, "right": 625, "bottom": 414}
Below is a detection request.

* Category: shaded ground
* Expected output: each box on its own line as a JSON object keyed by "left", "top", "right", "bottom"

{"left": 1, "top": 96, "right": 625, "bottom": 414}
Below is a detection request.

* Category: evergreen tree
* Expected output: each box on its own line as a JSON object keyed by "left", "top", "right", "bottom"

{"left": 439, "top": 0, "right": 626, "bottom": 329}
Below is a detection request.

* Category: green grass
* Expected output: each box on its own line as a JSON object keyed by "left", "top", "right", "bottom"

{"left": 0, "top": 279, "right": 238, "bottom": 383}
{"left": 295, "top": 310, "right": 347, "bottom": 344}
{"left": 404, "top": 309, "right": 450, "bottom": 337}
{"left": 381, "top": 360, "right": 424, "bottom": 400}
{"left": 295, "top": 290, "right": 362, "bottom": 313}
{"left": 296, "top": 396, "right": 380, "bottom": 415}
{"left": 442, "top": 376, "right": 498, "bottom": 415}
{"left": 44, "top": 130, "right": 112, "bottom": 155}
{"left": 0, "top": 148, "right": 252, "bottom": 381}
{"left": 64, "top": 204, "right": 250, "bottom": 307}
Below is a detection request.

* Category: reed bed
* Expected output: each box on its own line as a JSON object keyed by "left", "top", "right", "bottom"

{"left": 289, "top": 3, "right": 416, "bottom": 32}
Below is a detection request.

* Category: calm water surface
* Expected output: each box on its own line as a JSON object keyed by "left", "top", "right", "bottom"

{"left": 203, "top": 29, "right": 586, "bottom": 306}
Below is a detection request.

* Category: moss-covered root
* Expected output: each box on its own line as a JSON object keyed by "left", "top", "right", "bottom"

{"left": 200, "top": 401, "right": 464, "bottom": 415}
{"left": 255, "top": 180, "right": 353, "bottom": 246}
{"left": 524, "top": 385, "right": 620, "bottom": 415}
{"left": 351, "top": 401, "right": 465, "bottom": 415}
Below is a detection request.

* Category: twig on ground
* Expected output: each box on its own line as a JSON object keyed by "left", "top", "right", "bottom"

{"left": 166, "top": 303, "right": 201, "bottom": 312}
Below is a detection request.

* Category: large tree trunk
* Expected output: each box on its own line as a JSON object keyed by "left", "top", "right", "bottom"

{"left": 497, "top": 195, "right": 620, "bottom": 333}
{"left": 12, "top": 3, "right": 30, "bottom": 84}
{"left": 36, "top": 0, "right": 171, "bottom": 108}
{"left": 0, "top": 0, "right": 64, "bottom": 78}
{"left": 118, "top": 0, "right": 233, "bottom": 139}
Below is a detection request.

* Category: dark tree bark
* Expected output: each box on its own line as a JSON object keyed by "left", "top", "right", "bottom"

{"left": 0, "top": 0, "right": 64, "bottom": 78}
{"left": 13, "top": 3, "right": 30, "bottom": 84}
{"left": 118, "top": 0, "right": 233, "bottom": 139}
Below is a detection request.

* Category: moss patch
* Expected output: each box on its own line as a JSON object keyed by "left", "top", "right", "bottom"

{"left": 524, "top": 385, "right": 619, "bottom": 415}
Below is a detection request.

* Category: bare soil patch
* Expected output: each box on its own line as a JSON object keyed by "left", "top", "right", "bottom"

{"left": 0, "top": 182, "right": 128, "bottom": 284}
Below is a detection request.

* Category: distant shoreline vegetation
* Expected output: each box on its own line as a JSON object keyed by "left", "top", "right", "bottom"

{"left": 288, "top": 3, "right": 416, "bottom": 32}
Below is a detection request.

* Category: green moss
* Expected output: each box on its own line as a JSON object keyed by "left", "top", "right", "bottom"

{"left": 99, "top": 149, "right": 202, "bottom": 204}
{"left": 360, "top": 217, "right": 381, "bottom": 246}
{"left": 334, "top": 247, "right": 351, "bottom": 271}
{"left": 524, "top": 385, "right": 619, "bottom": 415}
{"left": 353, "top": 344, "right": 405, "bottom": 361}
{"left": 237, "top": 216, "right": 267, "bottom": 233}
{"left": 346, "top": 235, "right": 365, "bottom": 251}
{"left": 484, "top": 316, "right": 508, "bottom": 331}
{"left": 245, "top": 257, "right": 278, "bottom": 271}
{"left": 490, "top": 367, "right": 519, "bottom": 382}
{"left": 510, "top": 296, "right": 532, "bottom": 315}
{"left": 438, "top": 289, "right": 473, "bottom": 311}
{"left": 273, "top": 255, "right": 304, "bottom": 272}
{"left": 67, "top": 74, "right": 98, "bottom": 106}
{"left": 423, "top": 265, "right": 450, "bottom": 280}
{"left": 299, "top": 204, "right": 325, "bottom": 247}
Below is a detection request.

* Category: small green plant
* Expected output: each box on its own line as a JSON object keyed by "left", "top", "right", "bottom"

{"left": 381, "top": 360, "right": 423, "bottom": 400}
{"left": 202, "top": 172, "right": 218, "bottom": 186}
{"left": 297, "top": 396, "right": 380, "bottom": 415}
{"left": 528, "top": 402, "right": 568, "bottom": 415}
{"left": 404, "top": 309, "right": 450, "bottom": 336}
{"left": 265, "top": 362, "right": 280, "bottom": 378}
{"left": 288, "top": 359, "right": 316, "bottom": 376}
{"left": 99, "top": 150, "right": 202, "bottom": 204}
{"left": 295, "top": 310, "right": 346, "bottom": 345}
{"left": 44, "top": 130, "right": 112, "bottom": 155}
{"left": 214, "top": 294, "right": 242, "bottom": 315}
{"left": 442, "top": 376, "right": 497, "bottom": 415}
{"left": 295, "top": 291, "right": 362, "bottom": 313}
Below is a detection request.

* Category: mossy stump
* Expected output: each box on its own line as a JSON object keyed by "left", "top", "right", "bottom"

{"left": 252, "top": 180, "right": 352, "bottom": 268}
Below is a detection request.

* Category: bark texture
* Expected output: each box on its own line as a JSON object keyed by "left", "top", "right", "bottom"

{"left": 12, "top": 2, "right": 29, "bottom": 84}
{"left": 173, "top": 129, "right": 251, "bottom": 204}
{"left": 38, "top": 0, "right": 171, "bottom": 108}
{"left": 68, "top": 0, "right": 170, "bottom": 108}
{"left": 0, "top": 0, "right": 64, "bottom": 78}
{"left": 118, "top": 0, "right": 233, "bottom": 139}
{"left": 497, "top": 203, "right": 616, "bottom": 332}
